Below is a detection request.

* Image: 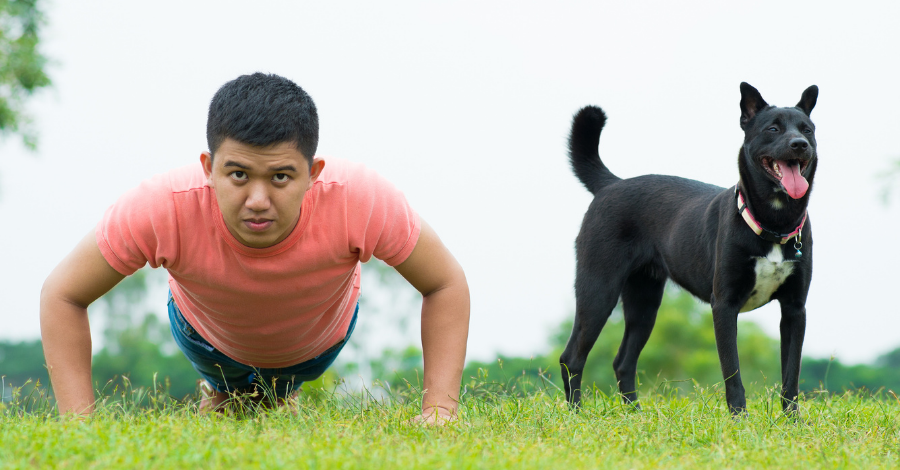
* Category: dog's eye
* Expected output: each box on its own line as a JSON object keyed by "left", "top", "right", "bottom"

{"left": 767, "top": 126, "right": 779, "bottom": 132}
{"left": 802, "top": 128, "right": 812, "bottom": 134}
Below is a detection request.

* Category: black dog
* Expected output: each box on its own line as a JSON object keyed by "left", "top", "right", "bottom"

{"left": 560, "top": 83, "right": 818, "bottom": 415}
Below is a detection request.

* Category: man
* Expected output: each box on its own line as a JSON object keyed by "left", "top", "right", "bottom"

{"left": 40, "top": 73, "right": 470, "bottom": 423}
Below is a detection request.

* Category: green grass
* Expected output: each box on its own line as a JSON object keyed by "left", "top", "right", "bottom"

{"left": 2, "top": 376, "right": 900, "bottom": 469}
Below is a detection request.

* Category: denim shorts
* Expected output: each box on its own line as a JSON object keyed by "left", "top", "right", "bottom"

{"left": 168, "top": 291, "right": 357, "bottom": 398}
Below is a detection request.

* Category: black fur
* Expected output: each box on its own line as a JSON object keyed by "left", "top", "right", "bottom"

{"left": 560, "top": 83, "right": 818, "bottom": 415}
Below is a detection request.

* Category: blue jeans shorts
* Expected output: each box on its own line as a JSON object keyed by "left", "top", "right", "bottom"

{"left": 168, "top": 291, "right": 357, "bottom": 398}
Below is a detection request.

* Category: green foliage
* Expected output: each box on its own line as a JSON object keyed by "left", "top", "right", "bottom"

{"left": 801, "top": 352, "right": 900, "bottom": 395}
{"left": 368, "top": 287, "right": 900, "bottom": 401}
{"left": 89, "top": 268, "right": 197, "bottom": 400}
{"left": 91, "top": 313, "right": 198, "bottom": 400}
{"left": 463, "top": 287, "right": 782, "bottom": 397}
{"left": 0, "top": 0, "right": 52, "bottom": 148}
{"left": 343, "top": 345, "right": 424, "bottom": 389}
{"left": 1, "top": 268, "right": 197, "bottom": 405}
{"left": 0, "top": 338, "right": 47, "bottom": 401}
{"left": 0, "top": 338, "right": 46, "bottom": 387}
{"left": 333, "top": 259, "right": 422, "bottom": 386}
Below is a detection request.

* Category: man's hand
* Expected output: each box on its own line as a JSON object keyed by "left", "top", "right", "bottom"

{"left": 413, "top": 405, "right": 455, "bottom": 426}
{"left": 41, "top": 230, "right": 125, "bottom": 415}
{"left": 395, "top": 220, "right": 470, "bottom": 422}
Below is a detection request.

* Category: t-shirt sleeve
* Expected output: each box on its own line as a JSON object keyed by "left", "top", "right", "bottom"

{"left": 346, "top": 164, "right": 421, "bottom": 267}
{"left": 95, "top": 173, "right": 180, "bottom": 276}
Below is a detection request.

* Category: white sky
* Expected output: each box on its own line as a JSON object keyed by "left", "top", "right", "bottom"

{"left": 2, "top": 1, "right": 899, "bottom": 364}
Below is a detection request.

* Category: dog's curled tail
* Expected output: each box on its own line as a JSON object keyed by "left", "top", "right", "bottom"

{"left": 568, "top": 106, "right": 619, "bottom": 194}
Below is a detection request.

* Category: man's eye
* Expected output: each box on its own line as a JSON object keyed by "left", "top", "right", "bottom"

{"left": 273, "top": 174, "right": 290, "bottom": 183}
{"left": 230, "top": 171, "right": 247, "bottom": 181}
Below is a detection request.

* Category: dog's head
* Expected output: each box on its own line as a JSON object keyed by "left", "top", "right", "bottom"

{"left": 738, "top": 82, "right": 818, "bottom": 202}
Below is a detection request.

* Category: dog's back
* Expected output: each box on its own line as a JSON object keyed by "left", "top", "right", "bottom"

{"left": 569, "top": 107, "right": 727, "bottom": 299}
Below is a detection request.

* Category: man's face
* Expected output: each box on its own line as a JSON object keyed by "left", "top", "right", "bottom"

{"left": 201, "top": 138, "right": 324, "bottom": 248}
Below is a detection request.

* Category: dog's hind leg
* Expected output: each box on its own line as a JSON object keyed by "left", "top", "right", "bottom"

{"left": 560, "top": 272, "right": 624, "bottom": 408}
{"left": 614, "top": 270, "right": 665, "bottom": 408}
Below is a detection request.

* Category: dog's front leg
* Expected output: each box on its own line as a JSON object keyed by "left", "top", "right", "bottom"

{"left": 711, "top": 297, "right": 746, "bottom": 415}
{"left": 779, "top": 301, "right": 806, "bottom": 414}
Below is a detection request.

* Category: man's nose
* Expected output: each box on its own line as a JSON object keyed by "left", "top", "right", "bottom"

{"left": 245, "top": 183, "right": 271, "bottom": 211}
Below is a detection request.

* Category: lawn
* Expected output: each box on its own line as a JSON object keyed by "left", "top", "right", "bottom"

{"left": 2, "top": 377, "right": 900, "bottom": 469}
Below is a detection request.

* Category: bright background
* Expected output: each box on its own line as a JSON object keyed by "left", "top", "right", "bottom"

{"left": 2, "top": 1, "right": 899, "bottom": 364}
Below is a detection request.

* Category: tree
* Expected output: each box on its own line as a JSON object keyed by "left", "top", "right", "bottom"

{"left": 88, "top": 268, "right": 198, "bottom": 399}
{"left": 880, "top": 158, "right": 900, "bottom": 204}
{"left": 875, "top": 347, "right": 900, "bottom": 369}
{"left": 332, "top": 259, "right": 422, "bottom": 387}
{"left": 0, "top": 339, "right": 47, "bottom": 401}
{"left": 0, "top": 0, "right": 52, "bottom": 148}
{"left": 463, "top": 287, "right": 783, "bottom": 397}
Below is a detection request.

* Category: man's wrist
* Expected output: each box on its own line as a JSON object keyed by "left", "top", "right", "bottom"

{"left": 421, "top": 400, "right": 457, "bottom": 417}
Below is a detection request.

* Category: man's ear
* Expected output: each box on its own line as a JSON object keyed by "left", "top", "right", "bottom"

{"left": 307, "top": 157, "right": 326, "bottom": 190}
{"left": 200, "top": 151, "right": 214, "bottom": 187}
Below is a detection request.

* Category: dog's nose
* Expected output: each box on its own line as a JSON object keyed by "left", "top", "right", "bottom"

{"left": 790, "top": 138, "right": 809, "bottom": 152}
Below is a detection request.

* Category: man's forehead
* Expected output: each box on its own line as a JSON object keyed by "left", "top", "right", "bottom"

{"left": 222, "top": 159, "right": 301, "bottom": 173}
{"left": 215, "top": 139, "right": 309, "bottom": 170}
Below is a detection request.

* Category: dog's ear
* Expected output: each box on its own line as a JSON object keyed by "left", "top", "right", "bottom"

{"left": 796, "top": 85, "right": 818, "bottom": 116}
{"left": 739, "top": 82, "right": 768, "bottom": 130}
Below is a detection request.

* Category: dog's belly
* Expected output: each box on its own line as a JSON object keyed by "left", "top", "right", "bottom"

{"left": 739, "top": 245, "right": 795, "bottom": 313}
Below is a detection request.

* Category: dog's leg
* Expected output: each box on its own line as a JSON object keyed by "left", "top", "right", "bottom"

{"left": 711, "top": 298, "right": 747, "bottom": 415}
{"left": 614, "top": 271, "right": 665, "bottom": 408}
{"left": 560, "top": 275, "right": 623, "bottom": 408}
{"left": 779, "top": 301, "right": 806, "bottom": 414}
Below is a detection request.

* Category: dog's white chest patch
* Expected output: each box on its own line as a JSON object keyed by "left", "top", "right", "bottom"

{"left": 739, "top": 245, "right": 795, "bottom": 313}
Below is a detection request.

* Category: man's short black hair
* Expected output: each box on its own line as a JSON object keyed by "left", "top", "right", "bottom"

{"left": 207, "top": 73, "right": 318, "bottom": 164}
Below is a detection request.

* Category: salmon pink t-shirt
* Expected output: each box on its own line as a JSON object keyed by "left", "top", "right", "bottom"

{"left": 95, "top": 158, "right": 420, "bottom": 368}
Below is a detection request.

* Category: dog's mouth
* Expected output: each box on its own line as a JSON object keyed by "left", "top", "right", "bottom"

{"left": 761, "top": 157, "right": 810, "bottom": 199}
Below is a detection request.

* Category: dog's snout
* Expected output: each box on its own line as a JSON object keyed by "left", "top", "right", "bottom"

{"left": 789, "top": 138, "right": 809, "bottom": 152}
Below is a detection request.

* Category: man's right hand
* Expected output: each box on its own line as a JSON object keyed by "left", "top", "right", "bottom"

{"left": 40, "top": 230, "right": 125, "bottom": 414}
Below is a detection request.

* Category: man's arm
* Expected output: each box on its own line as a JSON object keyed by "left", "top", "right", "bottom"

{"left": 40, "top": 230, "right": 126, "bottom": 414}
{"left": 393, "top": 220, "right": 470, "bottom": 424}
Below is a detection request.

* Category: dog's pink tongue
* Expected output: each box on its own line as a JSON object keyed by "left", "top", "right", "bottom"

{"left": 778, "top": 160, "right": 809, "bottom": 199}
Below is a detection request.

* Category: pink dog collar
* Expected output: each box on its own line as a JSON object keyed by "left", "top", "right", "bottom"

{"left": 735, "top": 187, "right": 807, "bottom": 244}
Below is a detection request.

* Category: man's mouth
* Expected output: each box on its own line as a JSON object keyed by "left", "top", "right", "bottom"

{"left": 761, "top": 157, "right": 810, "bottom": 199}
{"left": 244, "top": 218, "right": 274, "bottom": 232}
